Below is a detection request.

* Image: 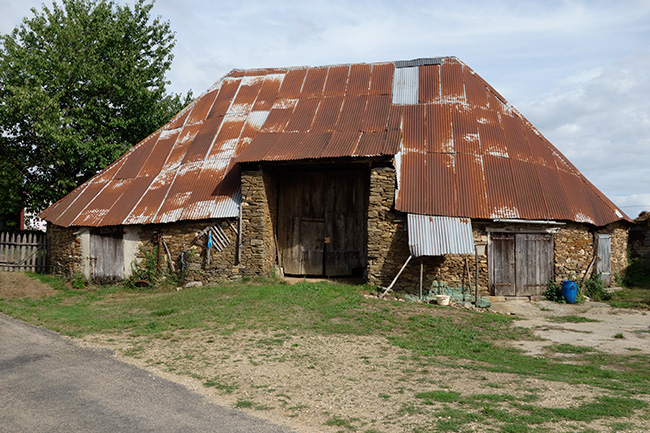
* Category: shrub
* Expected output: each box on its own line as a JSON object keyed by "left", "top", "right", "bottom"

{"left": 581, "top": 273, "right": 611, "bottom": 301}
{"left": 623, "top": 257, "right": 650, "bottom": 288}
{"left": 543, "top": 280, "right": 565, "bottom": 303}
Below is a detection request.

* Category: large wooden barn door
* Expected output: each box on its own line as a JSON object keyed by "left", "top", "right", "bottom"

{"left": 89, "top": 227, "right": 124, "bottom": 283}
{"left": 490, "top": 232, "right": 553, "bottom": 296}
{"left": 278, "top": 168, "right": 367, "bottom": 276}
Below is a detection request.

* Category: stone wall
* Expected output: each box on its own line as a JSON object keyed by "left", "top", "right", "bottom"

{"left": 553, "top": 223, "right": 593, "bottom": 281}
{"left": 366, "top": 166, "right": 490, "bottom": 296}
{"left": 47, "top": 223, "right": 82, "bottom": 277}
{"left": 240, "top": 169, "right": 277, "bottom": 277}
{"left": 135, "top": 218, "right": 240, "bottom": 284}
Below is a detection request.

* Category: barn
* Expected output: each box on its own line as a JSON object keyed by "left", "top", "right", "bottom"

{"left": 41, "top": 57, "right": 630, "bottom": 296}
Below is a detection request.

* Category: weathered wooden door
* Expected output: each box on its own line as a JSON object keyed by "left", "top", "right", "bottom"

{"left": 595, "top": 234, "right": 611, "bottom": 285}
{"left": 278, "top": 168, "right": 367, "bottom": 276}
{"left": 489, "top": 233, "right": 516, "bottom": 296}
{"left": 490, "top": 232, "right": 553, "bottom": 296}
{"left": 89, "top": 227, "right": 124, "bottom": 283}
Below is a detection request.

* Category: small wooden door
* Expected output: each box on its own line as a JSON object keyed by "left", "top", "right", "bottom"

{"left": 490, "top": 232, "right": 553, "bottom": 296}
{"left": 489, "top": 233, "right": 516, "bottom": 296}
{"left": 89, "top": 227, "right": 124, "bottom": 283}
{"left": 595, "top": 234, "right": 611, "bottom": 285}
{"left": 278, "top": 168, "right": 367, "bottom": 276}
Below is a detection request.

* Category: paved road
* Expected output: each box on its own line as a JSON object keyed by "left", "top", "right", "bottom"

{"left": 0, "top": 313, "right": 294, "bottom": 433}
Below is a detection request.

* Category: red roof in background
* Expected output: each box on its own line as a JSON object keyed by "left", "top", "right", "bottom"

{"left": 40, "top": 57, "right": 629, "bottom": 228}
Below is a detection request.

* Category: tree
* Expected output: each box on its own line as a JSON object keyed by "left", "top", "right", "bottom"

{"left": 0, "top": 0, "right": 192, "bottom": 219}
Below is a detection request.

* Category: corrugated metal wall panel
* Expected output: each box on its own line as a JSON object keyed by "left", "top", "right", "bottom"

{"left": 354, "top": 131, "right": 385, "bottom": 157}
{"left": 501, "top": 114, "right": 533, "bottom": 162}
{"left": 252, "top": 74, "right": 284, "bottom": 111}
{"left": 408, "top": 214, "right": 474, "bottom": 256}
{"left": 182, "top": 116, "right": 223, "bottom": 164}
{"left": 535, "top": 165, "right": 574, "bottom": 221}
{"left": 464, "top": 70, "right": 489, "bottom": 107}
{"left": 100, "top": 177, "right": 153, "bottom": 226}
{"left": 207, "top": 79, "right": 240, "bottom": 119}
{"left": 186, "top": 88, "right": 218, "bottom": 125}
{"left": 402, "top": 105, "right": 425, "bottom": 150}
{"left": 558, "top": 170, "right": 597, "bottom": 224}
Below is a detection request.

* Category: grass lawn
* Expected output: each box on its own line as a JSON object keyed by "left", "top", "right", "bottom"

{"left": 2, "top": 273, "right": 649, "bottom": 433}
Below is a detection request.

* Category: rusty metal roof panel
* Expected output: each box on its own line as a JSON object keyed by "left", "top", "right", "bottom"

{"left": 482, "top": 155, "right": 520, "bottom": 219}
{"left": 336, "top": 96, "right": 367, "bottom": 132}
{"left": 285, "top": 97, "right": 319, "bottom": 132}
{"left": 113, "top": 131, "right": 160, "bottom": 180}
{"left": 182, "top": 116, "right": 223, "bottom": 164}
{"left": 237, "top": 132, "right": 279, "bottom": 162}
{"left": 510, "top": 158, "right": 547, "bottom": 220}
{"left": 408, "top": 214, "right": 474, "bottom": 256}
{"left": 321, "top": 130, "right": 361, "bottom": 158}
{"left": 361, "top": 94, "right": 391, "bottom": 133}
{"left": 207, "top": 78, "right": 240, "bottom": 119}
{"left": 123, "top": 170, "right": 175, "bottom": 225}
{"left": 501, "top": 114, "right": 533, "bottom": 162}
{"left": 43, "top": 57, "right": 628, "bottom": 228}
{"left": 418, "top": 64, "right": 440, "bottom": 103}
{"left": 426, "top": 153, "right": 458, "bottom": 216}
{"left": 100, "top": 177, "right": 153, "bottom": 226}
{"left": 311, "top": 97, "right": 343, "bottom": 132}
{"left": 253, "top": 73, "right": 284, "bottom": 111}
{"left": 277, "top": 68, "right": 307, "bottom": 99}
{"left": 301, "top": 67, "right": 328, "bottom": 98}
{"left": 452, "top": 105, "right": 479, "bottom": 154}
{"left": 440, "top": 61, "right": 465, "bottom": 102}
{"left": 323, "top": 65, "right": 350, "bottom": 96}
{"left": 534, "top": 165, "right": 574, "bottom": 221}
{"left": 369, "top": 63, "right": 393, "bottom": 96}
{"left": 186, "top": 88, "right": 218, "bottom": 125}
{"left": 348, "top": 64, "right": 371, "bottom": 96}
{"left": 558, "top": 169, "right": 597, "bottom": 224}
{"left": 426, "top": 104, "right": 453, "bottom": 153}
{"left": 402, "top": 105, "right": 425, "bottom": 150}
{"left": 354, "top": 131, "right": 385, "bottom": 157}
{"left": 456, "top": 153, "right": 489, "bottom": 217}
{"left": 138, "top": 129, "right": 179, "bottom": 177}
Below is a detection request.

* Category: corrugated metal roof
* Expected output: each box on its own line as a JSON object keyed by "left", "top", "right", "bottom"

{"left": 41, "top": 57, "right": 630, "bottom": 228}
{"left": 408, "top": 214, "right": 474, "bottom": 256}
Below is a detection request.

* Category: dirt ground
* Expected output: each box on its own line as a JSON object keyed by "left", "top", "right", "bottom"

{"left": 2, "top": 272, "right": 650, "bottom": 432}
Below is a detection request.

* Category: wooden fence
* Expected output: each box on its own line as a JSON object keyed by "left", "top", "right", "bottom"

{"left": 0, "top": 231, "right": 47, "bottom": 273}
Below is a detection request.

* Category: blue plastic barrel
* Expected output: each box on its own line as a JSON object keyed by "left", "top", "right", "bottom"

{"left": 561, "top": 280, "right": 578, "bottom": 304}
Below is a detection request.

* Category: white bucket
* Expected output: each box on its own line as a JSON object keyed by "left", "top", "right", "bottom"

{"left": 436, "top": 295, "right": 450, "bottom": 306}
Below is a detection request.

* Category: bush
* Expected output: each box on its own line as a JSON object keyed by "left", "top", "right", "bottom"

{"left": 543, "top": 280, "right": 565, "bottom": 303}
{"left": 125, "top": 246, "right": 161, "bottom": 289}
{"left": 580, "top": 273, "right": 611, "bottom": 301}
{"left": 623, "top": 258, "right": 650, "bottom": 288}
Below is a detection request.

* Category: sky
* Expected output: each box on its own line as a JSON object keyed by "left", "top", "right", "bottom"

{"left": 2, "top": 0, "right": 649, "bottom": 218}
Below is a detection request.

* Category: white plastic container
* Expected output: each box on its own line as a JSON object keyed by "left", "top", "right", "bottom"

{"left": 436, "top": 295, "right": 450, "bottom": 306}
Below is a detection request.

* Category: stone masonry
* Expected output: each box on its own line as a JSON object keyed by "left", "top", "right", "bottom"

{"left": 47, "top": 223, "right": 82, "bottom": 278}
{"left": 240, "top": 169, "right": 277, "bottom": 277}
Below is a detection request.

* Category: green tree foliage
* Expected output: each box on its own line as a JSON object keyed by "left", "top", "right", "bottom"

{"left": 0, "top": 0, "right": 192, "bottom": 216}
